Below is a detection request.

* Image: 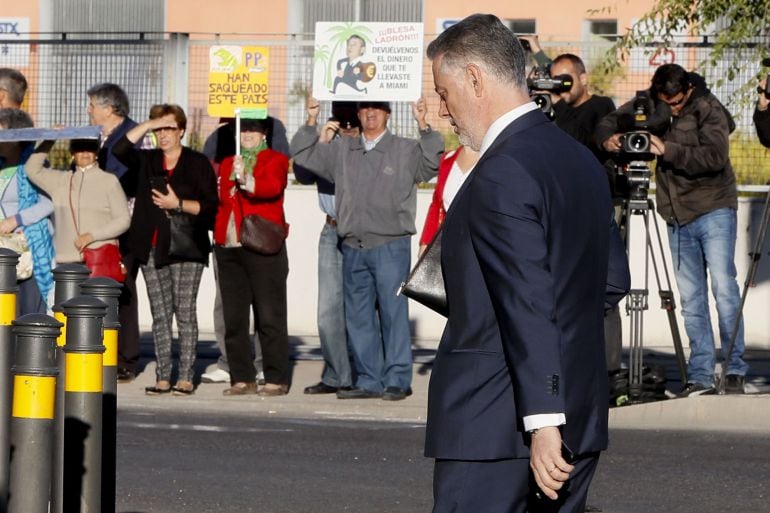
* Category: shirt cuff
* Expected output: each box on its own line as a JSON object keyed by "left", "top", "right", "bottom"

{"left": 523, "top": 413, "right": 566, "bottom": 432}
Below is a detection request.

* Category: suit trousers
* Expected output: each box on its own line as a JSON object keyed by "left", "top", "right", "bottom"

{"left": 432, "top": 453, "right": 599, "bottom": 513}
{"left": 215, "top": 245, "right": 289, "bottom": 386}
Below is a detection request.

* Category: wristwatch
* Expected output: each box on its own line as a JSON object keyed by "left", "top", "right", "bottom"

{"left": 174, "top": 199, "right": 183, "bottom": 214}
{"left": 419, "top": 124, "right": 432, "bottom": 135}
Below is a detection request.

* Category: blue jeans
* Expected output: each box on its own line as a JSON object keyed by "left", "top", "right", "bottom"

{"left": 342, "top": 237, "right": 412, "bottom": 392}
{"left": 667, "top": 208, "right": 748, "bottom": 386}
{"left": 318, "top": 222, "right": 352, "bottom": 387}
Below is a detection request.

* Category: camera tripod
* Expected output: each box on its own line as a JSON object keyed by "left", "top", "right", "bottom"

{"left": 718, "top": 186, "right": 770, "bottom": 393}
{"left": 619, "top": 188, "right": 688, "bottom": 401}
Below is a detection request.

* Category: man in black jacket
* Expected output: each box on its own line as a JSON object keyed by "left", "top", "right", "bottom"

{"left": 597, "top": 64, "right": 748, "bottom": 396}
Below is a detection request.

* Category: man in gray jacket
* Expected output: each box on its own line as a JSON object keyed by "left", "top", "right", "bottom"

{"left": 291, "top": 98, "right": 443, "bottom": 400}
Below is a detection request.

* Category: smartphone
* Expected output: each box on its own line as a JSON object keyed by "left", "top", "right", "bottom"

{"left": 149, "top": 176, "right": 168, "bottom": 195}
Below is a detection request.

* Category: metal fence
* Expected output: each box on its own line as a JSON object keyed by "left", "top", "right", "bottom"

{"left": 2, "top": 33, "right": 769, "bottom": 183}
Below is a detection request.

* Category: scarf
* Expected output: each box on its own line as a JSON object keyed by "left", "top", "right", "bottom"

{"left": 16, "top": 146, "right": 55, "bottom": 309}
{"left": 230, "top": 141, "right": 267, "bottom": 180}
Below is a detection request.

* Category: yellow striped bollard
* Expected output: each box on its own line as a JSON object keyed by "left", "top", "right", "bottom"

{"left": 7, "top": 313, "right": 62, "bottom": 513}
{"left": 50, "top": 263, "right": 90, "bottom": 513}
{"left": 0, "top": 247, "right": 19, "bottom": 512}
{"left": 61, "top": 295, "right": 107, "bottom": 513}
{"left": 80, "top": 276, "right": 122, "bottom": 513}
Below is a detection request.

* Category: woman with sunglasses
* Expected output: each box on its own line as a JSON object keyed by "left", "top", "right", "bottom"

{"left": 114, "top": 104, "right": 218, "bottom": 396}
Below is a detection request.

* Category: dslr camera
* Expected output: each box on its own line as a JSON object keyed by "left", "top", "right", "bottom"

{"left": 526, "top": 65, "right": 573, "bottom": 119}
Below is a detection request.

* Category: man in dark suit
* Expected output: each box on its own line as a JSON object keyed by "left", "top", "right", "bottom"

{"left": 425, "top": 14, "right": 630, "bottom": 513}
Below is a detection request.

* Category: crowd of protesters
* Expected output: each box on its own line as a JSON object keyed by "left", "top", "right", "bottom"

{"left": 0, "top": 50, "right": 766, "bottom": 400}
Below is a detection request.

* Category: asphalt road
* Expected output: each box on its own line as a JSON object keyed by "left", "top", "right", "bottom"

{"left": 116, "top": 411, "right": 770, "bottom": 513}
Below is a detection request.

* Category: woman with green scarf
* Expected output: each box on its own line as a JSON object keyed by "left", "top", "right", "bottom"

{"left": 213, "top": 118, "right": 290, "bottom": 396}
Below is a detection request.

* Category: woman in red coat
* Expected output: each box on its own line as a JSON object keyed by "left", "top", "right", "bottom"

{"left": 419, "top": 145, "right": 480, "bottom": 254}
{"left": 213, "top": 118, "right": 290, "bottom": 396}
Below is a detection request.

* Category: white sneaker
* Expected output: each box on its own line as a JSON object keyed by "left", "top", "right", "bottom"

{"left": 257, "top": 371, "right": 265, "bottom": 385}
{"left": 201, "top": 368, "right": 230, "bottom": 383}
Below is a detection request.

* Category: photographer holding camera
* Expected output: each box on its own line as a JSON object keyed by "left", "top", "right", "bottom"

{"left": 596, "top": 63, "right": 748, "bottom": 397}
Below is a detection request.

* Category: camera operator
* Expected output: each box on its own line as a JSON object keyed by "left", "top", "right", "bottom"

{"left": 520, "top": 37, "right": 616, "bottom": 161}
{"left": 596, "top": 63, "right": 748, "bottom": 397}
{"left": 753, "top": 75, "right": 770, "bottom": 146}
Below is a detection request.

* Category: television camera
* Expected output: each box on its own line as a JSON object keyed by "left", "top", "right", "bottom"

{"left": 525, "top": 65, "right": 573, "bottom": 119}
{"left": 613, "top": 91, "right": 671, "bottom": 203}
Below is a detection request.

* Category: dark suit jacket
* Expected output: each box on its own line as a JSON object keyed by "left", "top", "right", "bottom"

{"left": 425, "top": 109, "right": 629, "bottom": 461}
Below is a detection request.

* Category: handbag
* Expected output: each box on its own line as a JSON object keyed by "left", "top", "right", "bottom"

{"left": 69, "top": 173, "right": 125, "bottom": 282}
{"left": 0, "top": 232, "right": 33, "bottom": 280}
{"left": 236, "top": 192, "right": 286, "bottom": 255}
{"left": 397, "top": 227, "right": 447, "bottom": 317}
{"left": 168, "top": 212, "right": 206, "bottom": 260}
{"left": 82, "top": 244, "right": 125, "bottom": 282}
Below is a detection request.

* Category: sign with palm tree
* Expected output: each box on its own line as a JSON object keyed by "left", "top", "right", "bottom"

{"left": 312, "top": 22, "right": 424, "bottom": 102}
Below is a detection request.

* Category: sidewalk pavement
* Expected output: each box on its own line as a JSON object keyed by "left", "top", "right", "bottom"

{"left": 115, "top": 337, "right": 770, "bottom": 434}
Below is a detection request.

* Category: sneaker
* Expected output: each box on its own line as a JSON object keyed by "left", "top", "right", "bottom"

{"left": 724, "top": 374, "right": 745, "bottom": 395}
{"left": 677, "top": 382, "right": 716, "bottom": 398}
{"left": 256, "top": 371, "right": 266, "bottom": 386}
{"left": 201, "top": 368, "right": 230, "bottom": 383}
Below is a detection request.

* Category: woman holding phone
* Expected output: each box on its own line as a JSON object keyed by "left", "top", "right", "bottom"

{"left": 114, "top": 104, "right": 218, "bottom": 396}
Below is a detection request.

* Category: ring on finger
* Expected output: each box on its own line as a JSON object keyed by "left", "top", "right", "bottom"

{"left": 548, "top": 467, "right": 557, "bottom": 474}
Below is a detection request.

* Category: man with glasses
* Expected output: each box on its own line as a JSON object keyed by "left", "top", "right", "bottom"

{"left": 87, "top": 83, "right": 142, "bottom": 383}
{"left": 597, "top": 63, "right": 747, "bottom": 396}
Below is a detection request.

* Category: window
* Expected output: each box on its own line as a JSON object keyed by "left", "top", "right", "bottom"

{"left": 587, "top": 19, "right": 618, "bottom": 41}
{"left": 505, "top": 19, "right": 536, "bottom": 35}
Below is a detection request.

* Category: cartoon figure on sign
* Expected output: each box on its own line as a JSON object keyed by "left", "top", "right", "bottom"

{"left": 332, "top": 34, "right": 376, "bottom": 94}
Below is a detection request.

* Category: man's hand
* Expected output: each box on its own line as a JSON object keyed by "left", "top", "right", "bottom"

{"left": 650, "top": 134, "right": 665, "bottom": 156}
{"left": 320, "top": 120, "right": 341, "bottom": 143}
{"left": 602, "top": 133, "right": 623, "bottom": 152}
{"left": 412, "top": 96, "right": 428, "bottom": 129}
{"left": 306, "top": 96, "right": 321, "bottom": 126}
{"left": 529, "top": 426, "right": 574, "bottom": 501}
{"left": 758, "top": 78, "right": 770, "bottom": 112}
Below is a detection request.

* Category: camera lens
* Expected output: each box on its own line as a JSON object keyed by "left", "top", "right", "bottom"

{"left": 627, "top": 133, "right": 650, "bottom": 152}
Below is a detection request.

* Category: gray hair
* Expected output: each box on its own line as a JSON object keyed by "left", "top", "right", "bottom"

{"left": 0, "top": 108, "right": 33, "bottom": 129}
{"left": 87, "top": 82, "right": 130, "bottom": 118}
{"left": 0, "top": 68, "right": 28, "bottom": 106}
{"left": 426, "top": 14, "right": 527, "bottom": 91}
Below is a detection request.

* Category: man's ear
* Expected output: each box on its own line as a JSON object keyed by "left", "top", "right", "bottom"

{"left": 465, "top": 64, "right": 484, "bottom": 98}
{"left": 579, "top": 72, "right": 589, "bottom": 88}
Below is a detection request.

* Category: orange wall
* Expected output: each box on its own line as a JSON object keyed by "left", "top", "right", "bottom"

{"left": 166, "top": 0, "right": 289, "bottom": 37}
{"left": 424, "top": 1, "right": 655, "bottom": 39}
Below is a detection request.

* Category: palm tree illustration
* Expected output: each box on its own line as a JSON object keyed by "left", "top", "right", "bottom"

{"left": 323, "top": 22, "right": 374, "bottom": 90}
{"left": 314, "top": 44, "right": 331, "bottom": 88}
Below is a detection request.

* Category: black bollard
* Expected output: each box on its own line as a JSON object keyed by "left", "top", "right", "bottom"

{"left": 61, "top": 295, "right": 107, "bottom": 513}
{"left": 80, "top": 277, "right": 122, "bottom": 513}
{"left": 0, "top": 248, "right": 18, "bottom": 513}
{"left": 7, "top": 314, "right": 62, "bottom": 513}
{"left": 50, "top": 263, "right": 90, "bottom": 513}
